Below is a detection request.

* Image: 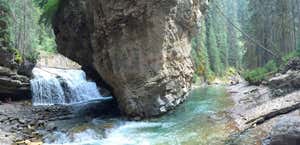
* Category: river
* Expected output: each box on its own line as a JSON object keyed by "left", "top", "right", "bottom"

{"left": 43, "top": 86, "right": 240, "bottom": 145}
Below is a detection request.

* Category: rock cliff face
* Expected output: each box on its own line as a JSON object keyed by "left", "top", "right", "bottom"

{"left": 54, "top": 0, "right": 207, "bottom": 117}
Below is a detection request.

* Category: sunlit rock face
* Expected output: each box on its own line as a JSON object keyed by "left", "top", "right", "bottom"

{"left": 53, "top": 0, "right": 207, "bottom": 118}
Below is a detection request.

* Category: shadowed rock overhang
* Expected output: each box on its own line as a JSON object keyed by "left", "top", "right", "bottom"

{"left": 53, "top": 0, "right": 208, "bottom": 118}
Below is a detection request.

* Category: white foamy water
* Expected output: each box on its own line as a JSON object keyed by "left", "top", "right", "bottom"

{"left": 44, "top": 121, "right": 171, "bottom": 145}
{"left": 31, "top": 68, "right": 105, "bottom": 106}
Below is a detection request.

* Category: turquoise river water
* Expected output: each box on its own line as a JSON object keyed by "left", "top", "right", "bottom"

{"left": 44, "top": 86, "right": 244, "bottom": 145}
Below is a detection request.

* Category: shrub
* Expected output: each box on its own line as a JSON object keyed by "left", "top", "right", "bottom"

{"left": 282, "top": 49, "right": 300, "bottom": 64}
{"left": 25, "top": 50, "right": 40, "bottom": 63}
{"left": 243, "top": 60, "right": 279, "bottom": 85}
{"left": 264, "top": 60, "right": 278, "bottom": 72}
{"left": 243, "top": 67, "right": 268, "bottom": 85}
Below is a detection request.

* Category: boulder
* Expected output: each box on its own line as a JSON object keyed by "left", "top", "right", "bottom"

{"left": 268, "top": 70, "right": 300, "bottom": 97}
{"left": 53, "top": 0, "right": 207, "bottom": 117}
{"left": 263, "top": 116, "right": 300, "bottom": 145}
{"left": 268, "top": 70, "right": 300, "bottom": 89}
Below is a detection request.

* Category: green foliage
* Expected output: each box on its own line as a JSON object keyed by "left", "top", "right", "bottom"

{"left": 36, "top": 25, "right": 57, "bottom": 53}
{"left": 243, "top": 60, "right": 278, "bottom": 85}
{"left": 36, "top": 0, "right": 61, "bottom": 26}
{"left": 7, "top": 0, "right": 58, "bottom": 64}
{"left": 207, "top": 25, "right": 223, "bottom": 75}
{"left": 0, "top": 0, "right": 12, "bottom": 49}
{"left": 8, "top": 48, "right": 22, "bottom": 64}
{"left": 191, "top": 19, "right": 213, "bottom": 82}
{"left": 192, "top": 0, "right": 245, "bottom": 82}
{"left": 264, "top": 60, "right": 278, "bottom": 72}
{"left": 282, "top": 49, "right": 300, "bottom": 64}
{"left": 243, "top": 67, "right": 268, "bottom": 85}
{"left": 225, "top": 67, "right": 237, "bottom": 77}
{"left": 0, "top": 0, "right": 10, "bottom": 13}
{"left": 25, "top": 50, "right": 40, "bottom": 63}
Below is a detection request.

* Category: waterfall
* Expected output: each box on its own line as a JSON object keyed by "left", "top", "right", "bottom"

{"left": 31, "top": 68, "right": 105, "bottom": 106}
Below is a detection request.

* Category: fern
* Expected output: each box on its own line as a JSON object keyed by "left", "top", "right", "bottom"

{"left": 35, "top": 0, "right": 61, "bottom": 26}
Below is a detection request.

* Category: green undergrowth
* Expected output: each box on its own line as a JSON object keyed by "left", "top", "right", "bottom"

{"left": 193, "top": 67, "right": 240, "bottom": 85}
{"left": 282, "top": 49, "right": 300, "bottom": 65}
{"left": 243, "top": 60, "right": 278, "bottom": 85}
{"left": 243, "top": 49, "right": 300, "bottom": 85}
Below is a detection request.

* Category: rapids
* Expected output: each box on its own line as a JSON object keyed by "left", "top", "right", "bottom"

{"left": 31, "top": 68, "right": 106, "bottom": 106}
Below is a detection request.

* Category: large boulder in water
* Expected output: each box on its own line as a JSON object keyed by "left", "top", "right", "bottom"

{"left": 53, "top": 0, "right": 207, "bottom": 117}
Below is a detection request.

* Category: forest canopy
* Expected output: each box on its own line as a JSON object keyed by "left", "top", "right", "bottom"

{"left": 192, "top": 0, "right": 300, "bottom": 84}
{"left": 2, "top": 0, "right": 300, "bottom": 84}
{"left": 0, "top": 0, "right": 57, "bottom": 64}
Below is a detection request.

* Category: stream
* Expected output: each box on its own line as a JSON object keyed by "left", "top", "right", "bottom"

{"left": 42, "top": 86, "right": 239, "bottom": 145}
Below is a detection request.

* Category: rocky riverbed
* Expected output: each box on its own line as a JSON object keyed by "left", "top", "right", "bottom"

{"left": 0, "top": 101, "right": 71, "bottom": 144}
{"left": 1, "top": 59, "right": 300, "bottom": 145}
{"left": 0, "top": 82, "right": 299, "bottom": 145}
{"left": 0, "top": 98, "right": 117, "bottom": 145}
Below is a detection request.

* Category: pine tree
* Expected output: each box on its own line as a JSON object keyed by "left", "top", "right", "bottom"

{"left": 191, "top": 20, "right": 212, "bottom": 81}
{"left": 206, "top": 14, "right": 222, "bottom": 76}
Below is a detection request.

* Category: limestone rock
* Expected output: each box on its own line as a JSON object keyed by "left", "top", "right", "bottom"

{"left": 53, "top": 0, "right": 207, "bottom": 117}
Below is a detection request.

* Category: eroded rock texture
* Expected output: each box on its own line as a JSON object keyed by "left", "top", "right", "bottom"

{"left": 54, "top": 0, "right": 207, "bottom": 117}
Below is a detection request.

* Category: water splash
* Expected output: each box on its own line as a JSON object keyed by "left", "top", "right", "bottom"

{"left": 31, "top": 68, "right": 105, "bottom": 106}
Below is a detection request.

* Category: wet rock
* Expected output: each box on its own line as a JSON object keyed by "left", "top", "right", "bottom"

{"left": 54, "top": 0, "right": 208, "bottom": 118}
{"left": 263, "top": 116, "right": 300, "bottom": 145}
